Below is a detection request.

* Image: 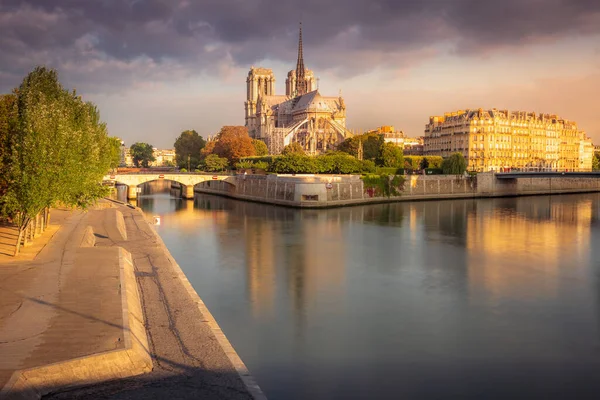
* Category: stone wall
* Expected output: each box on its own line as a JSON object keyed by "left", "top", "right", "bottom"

{"left": 193, "top": 173, "right": 600, "bottom": 208}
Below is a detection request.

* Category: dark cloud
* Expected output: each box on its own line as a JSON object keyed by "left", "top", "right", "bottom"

{"left": 1, "top": 0, "right": 599, "bottom": 92}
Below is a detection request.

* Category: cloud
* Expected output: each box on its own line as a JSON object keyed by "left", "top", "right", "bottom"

{"left": 1, "top": 0, "right": 599, "bottom": 93}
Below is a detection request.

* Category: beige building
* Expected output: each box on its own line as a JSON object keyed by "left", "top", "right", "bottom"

{"left": 371, "top": 126, "right": 424, "bottom": 155}
{"left": 424, "top": 109, "right": 593, "bottom": 172}
{"left": 151, "top": 148, "right": 175, "bottom": 167}
{"left": 245, "top": 25, "right": 351, "bottom": 155}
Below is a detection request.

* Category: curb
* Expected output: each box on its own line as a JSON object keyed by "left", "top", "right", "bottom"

{"left": 136, "top": 207, "right": 268, "bottom": 400}
{"left": 0, "top": 248, "right": 152, "bottom": 400}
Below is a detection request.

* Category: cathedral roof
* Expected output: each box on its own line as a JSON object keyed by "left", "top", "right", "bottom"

{"left": 292, "top": 90, "right": 340, "bottom": 113}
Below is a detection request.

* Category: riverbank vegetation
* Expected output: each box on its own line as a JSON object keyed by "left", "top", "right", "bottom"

{"left": 0, "top": 67, "right": 118, "bottom": 255}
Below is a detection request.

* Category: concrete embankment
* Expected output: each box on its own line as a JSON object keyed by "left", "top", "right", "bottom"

{"left": 193, "top": 172, "right": 600, "bottom": 208}
{"left": 0, "top": 201, "right": 265, "bottom": 400}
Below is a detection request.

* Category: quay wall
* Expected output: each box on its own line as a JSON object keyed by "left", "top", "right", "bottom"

{"left": 193, "top": 173, "right": 600, "bottom": 208}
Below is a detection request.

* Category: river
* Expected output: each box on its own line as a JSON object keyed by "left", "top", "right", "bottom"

{"left": 119, "top": 182, "right": 600, "bottom": 399}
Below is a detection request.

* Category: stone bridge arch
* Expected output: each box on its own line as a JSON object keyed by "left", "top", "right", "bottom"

{"left": 103, "top": 173, "right": 236, "bottom": 199}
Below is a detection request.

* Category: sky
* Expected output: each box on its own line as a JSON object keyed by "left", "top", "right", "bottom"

{"left": 1, "top": 0, "right": 599, "bottom": 149}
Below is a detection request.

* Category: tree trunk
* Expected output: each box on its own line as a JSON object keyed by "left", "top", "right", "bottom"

{"left": 14, "top": 228, "right": 24, "bottom": 256}
{"left": 40, "top": 211, "right": 45, "bottom": 233}
{"left": 46, "top": 208, "right": 51, "bottom": 227}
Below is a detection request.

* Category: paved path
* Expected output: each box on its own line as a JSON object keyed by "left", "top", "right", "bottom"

{"left": 44, "top": 202, "right": 256, "bottom": 399}
{"left": 0, "top": 208, "right": 123, "bottom": 390}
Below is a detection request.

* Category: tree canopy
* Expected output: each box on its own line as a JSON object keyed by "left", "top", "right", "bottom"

{"left": 282, "top": 142, "right": 305, "bottom": 155}
{"left": 0, "top": 67, "right": 114, "bottom": 253}
{"left": 378, "top": 142, "right": 404, "bottom": 168}
{"left": 174, "top": 129, "right": 206, "bottom": 170}
{"left": 252, "top": 139, "right": 269, "bottom": 156}
{"left": 204, "top": 154, "right": 229, "bottom": 172}
{"left": 213, "top": 126, "right": 255, "bottom": 162}
{"left": 130, "top": 142, "right": 155, "bottom": 167}
{"left": 338, "top": 132, "right": 384, "bottom": 161}
{"left": 442, "top": 152, "right": 467, "bottom": 174}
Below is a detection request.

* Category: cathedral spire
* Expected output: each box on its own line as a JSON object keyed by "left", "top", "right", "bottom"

{"left": 295, "top": 22, "right": 307, "bottom": 96}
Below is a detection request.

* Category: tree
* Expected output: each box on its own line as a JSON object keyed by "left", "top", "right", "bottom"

{"left": 378, "top": 142, "right": 404, "bottom": 168}
{"left": 204, "top": 154, "right": 229, "bottom": 172}
{"left": 1, "top": 67, "right": 113, "bottom": 254}
{"left": 130, "top": 142, "right": 155, "bottom": 167}
{"left": 282, "top": 142, "right": 305, "bottom": 155}
{"left": 107, "top": 137, "right": 122, "bottom": 170}
{"left": 419, "top": 157, "right": 429, "bottom": 170}
{"left": 174, "top": 130, "right": 206, "bottom": 170}
{"left": 201, "top": 140, "right": 216, "bottom": 159}
{"left": 252, "top": 139, "right": 269, "bottom": 156}
{"left": 338, "top": 132, "right": 384, "bottom": 161}
{"left": 593, "top": 152, "right": 600, "bottom": 171}
{"left": 442, "top": 152, "right": 467, "bottom": 175}
{"left": 0, "top": 94, "right": 17, "bottom": 199}
{"left": 213, "top": 126, "right": 255, "bottom": 163}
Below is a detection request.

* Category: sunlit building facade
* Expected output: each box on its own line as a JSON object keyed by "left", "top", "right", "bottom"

{"left": 424, "top": 109, "right": 593, "bottom": 172}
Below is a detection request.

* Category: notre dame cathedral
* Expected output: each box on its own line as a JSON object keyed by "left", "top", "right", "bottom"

{"left": 244, "top": 24, "right": 352, "bottom": 155}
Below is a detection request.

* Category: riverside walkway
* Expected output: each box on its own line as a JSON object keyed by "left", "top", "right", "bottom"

{"left": 0, "top": 201, "right": 263, "bottom": 399}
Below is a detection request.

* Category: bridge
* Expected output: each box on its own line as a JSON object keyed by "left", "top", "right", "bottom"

{"left": 495, "top": 172, "right": 600, "bottom": 179}
{"left": 103, "top": 173, "right": 236, "bottom": 199}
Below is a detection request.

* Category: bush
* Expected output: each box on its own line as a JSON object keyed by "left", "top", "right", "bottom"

{"left": 270, "top": 154, "right": 318, "bottom": 174}
{"left": 362, "top": 174, "right": 405, "bottom": 197}
{"left": 442, "top": 153, "right": 467, "bottom": 175}
{"left": 204, "top": 154, "right": 229, "bottom": 172}
{"left": 179, "top": 168, "right": 187, "bottom": 172}
{"left": 376, "top": 167, "right": 404, "bottom": 175}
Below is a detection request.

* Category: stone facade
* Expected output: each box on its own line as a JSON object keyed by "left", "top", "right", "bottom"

{"left": 424, "top": 109, "right": 594, "bottom": 172}
{"left": 244, "top": 25, "right": 351, "bottom": 155}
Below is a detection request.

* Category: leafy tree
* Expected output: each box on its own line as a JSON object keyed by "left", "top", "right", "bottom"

{"left": 2, "top": 67, "right": 113, "bottom": 254}
{"left": 282, "top": 142, "right": 305, "bottom": 155}
{"left": 271, "top": 154, "right": 318, "bottom": 174}
{"left": 107, "top": 137, "right": 122, "bottom": 170}
{"left": 442, "top": 152, "right": 467, "bottom": 175}
{"left": 174, "top": 130, "right": 206, "bottom": 170}
{"left": 378, "top": 142, "right": 404, "bottom": 167}
{"left": 213, "top": 126, "right": 255, "bottom": 163}
{"left": 201, "top": 140, "right": 216, "bottom": 159}
{"left": 204, "top": 154, "right": 229, "bottom": 172}
{"left": 338, "top": 132, "right": 384, "bottom": 161}
{"left": 0, "top": 94, "right": 17, "bottom": 199}
{"left": 419, "top": 157, "right": 429, "bottom": 170}
{"left": 593, "top": 152, "right": 600, "bottom": 171}
{"left": 130, "top": 142, "right": 155, "bottom": 167}
{"left": 404, "top": 156, "right": 423, "bottom": 170}
{"left": 252, "top": 139, "right": 269, "bottom": 156}
{"left": 426, "top": 156, "right": 444, "bottom": 169}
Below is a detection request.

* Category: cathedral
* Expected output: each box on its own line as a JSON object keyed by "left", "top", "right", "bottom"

{"left": 244, "top": 24, "right": 352, "bottom": 155}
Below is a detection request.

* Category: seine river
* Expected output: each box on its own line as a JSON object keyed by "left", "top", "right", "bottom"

{"left": 121, "top": 183, "right": 600, "bottom": 399}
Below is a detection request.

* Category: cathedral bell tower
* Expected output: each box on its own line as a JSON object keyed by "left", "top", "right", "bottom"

{"left": 245, "top": 67, "right": 275, "bottom": 136}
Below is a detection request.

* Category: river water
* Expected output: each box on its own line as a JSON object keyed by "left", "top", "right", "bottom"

{"left": 121, "top": 183, "right": 600, "bottom": 399}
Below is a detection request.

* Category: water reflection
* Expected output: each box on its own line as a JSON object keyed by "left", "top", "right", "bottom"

{"left": 133, "top": 181, "right": 600, "bottom": 400}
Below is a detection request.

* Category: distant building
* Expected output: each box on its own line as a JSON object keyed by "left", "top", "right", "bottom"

{"left": 151, "top": 148, "right": 175, "bottom": 167}
{"left": 371, "top": 126, "right": 424, "bottom": 155}
{"left": 424, "top": 109, "right": 593, "bottom": 172}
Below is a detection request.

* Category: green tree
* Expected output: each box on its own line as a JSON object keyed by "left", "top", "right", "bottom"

{"left": 2, "top": 67, "right": 113, "bottom": 254}
{"left": 419, "top": 157, "right": 429, "bottom": 170}
{"left": 378, "top": 142, "right": 404, "bottom": 168}
{"left": 174, "top": 130, "right": 205, "bottom": 170}
{"left": 213, "top": 126, "right": 255, "bottom": 163}
{"left": 282, "top": 142, "right": 305, "bottom": 155}
{"left": 107, "top": 137, "right": 122, "bottom": 170}
{"left": 442, "top": 152, "right": 467, "bottom": 175}
{"left": 338, "top": 132, "right": 384, "bottom": 161}
{"left": 204, "top": 154, "right": 229, "bottom": 172}
{"left": 593, "top": 152, "right": 600, "bottom": 171}
{"left": 130, "top": 142, "right": 155, "bottom": 167}
{"left": 0, "top": 94, "right": 17, "bottom": 199}
{"left": 252, "top": 139, "right": 269, "bottom": 156}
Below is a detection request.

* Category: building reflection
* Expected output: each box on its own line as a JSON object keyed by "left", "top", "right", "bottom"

{"left": 466, "top": 195, "right": 593, "bottom": 299}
